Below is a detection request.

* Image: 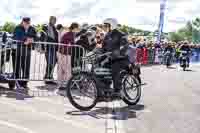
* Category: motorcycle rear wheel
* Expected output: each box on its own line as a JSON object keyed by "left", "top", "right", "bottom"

{"left": 122, "top": 75, "right": 141, "bottom": 105}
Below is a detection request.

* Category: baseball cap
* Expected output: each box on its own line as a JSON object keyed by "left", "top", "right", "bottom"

{"left": 22, "top": 17, "right": 31, "bottom": 23}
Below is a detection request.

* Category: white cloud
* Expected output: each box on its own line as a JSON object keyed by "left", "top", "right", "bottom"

{"left": 0, "top": 0, "right": 198, "bottom": 32}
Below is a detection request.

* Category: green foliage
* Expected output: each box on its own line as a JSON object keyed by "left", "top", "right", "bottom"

{"left": 2, "top": 22, "right": 16, "bottom": 33}
{"left": 168, "top": 19, "right": 200, "bottom": 43}
{"left": 34, "top": 24, "right": 43, "bottom": 32}
{"left": 0, "top": 26, "right": 3, "bottom": 31}
{"left": 118, "top": 24, "right": 151, "bottom": 35}
{"left": 169, "top": 32, "right": 184, "bottom": 43}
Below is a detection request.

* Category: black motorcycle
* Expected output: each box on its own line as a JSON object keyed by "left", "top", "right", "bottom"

{"left": 66, "top": 49, "right": 142, "bottom": 111}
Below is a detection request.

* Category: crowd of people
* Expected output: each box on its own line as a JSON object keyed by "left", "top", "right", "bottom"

{"left": 1, "top": 16, "right": 200, "bottom": 93}
{"left": 127, "top": 37, "right": 200, "bottom": 65}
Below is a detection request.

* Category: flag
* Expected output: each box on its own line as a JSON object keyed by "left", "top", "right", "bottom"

{"left": 157, "top": 0, "right": 167, "bottom": 44}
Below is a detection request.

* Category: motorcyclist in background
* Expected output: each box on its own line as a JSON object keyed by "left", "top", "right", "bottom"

{"left": 101, "top": 18, "right": 130, "bottom": 97}
{"left": 164, "top": 42, "right": 174, "bottom": 53}
{"left": 163, "top": 42, "right": 174, "bottom": 63}
{"left": 179, "top": 41, "right": 192, "bottom": 67}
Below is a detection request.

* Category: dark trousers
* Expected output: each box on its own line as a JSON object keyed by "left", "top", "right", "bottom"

{"left": 112, "top": 59, "right": 129, "bottom": 92}
{"left": 44, "top": 47, "right": 57, "bottom": 79}
{"left": 12, "top": 48, "right": 31, "bottom": 87}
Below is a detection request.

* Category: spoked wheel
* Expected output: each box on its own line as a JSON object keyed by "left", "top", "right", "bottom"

{"left": 183, "top": 66, "right": 186, "bottom": 71}
{"left": 182, "top": 61, "right": 186, "bottom": 71}
{"left": 122, "top": 74, "right": 141, "bottom": 105}
{"left": 66, "top": 73, "right": 99, "bottom": 111}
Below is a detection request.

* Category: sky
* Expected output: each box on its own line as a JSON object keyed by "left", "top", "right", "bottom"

{"left": 0, "top": 0, "right": 199, "bottom": 32}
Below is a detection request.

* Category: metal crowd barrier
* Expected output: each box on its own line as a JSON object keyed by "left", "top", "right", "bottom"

{"left": 0, "top": 40, "right": 85, "bottom": 82}
{"left": 0, "top": 40, "right": 200, "bottom": 91}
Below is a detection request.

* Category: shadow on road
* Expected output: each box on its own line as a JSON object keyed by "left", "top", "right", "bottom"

{"left": 184, "top": 69, "right": 196, "bottom": 72}
{"left": 167, "top": 66, "right": 176, "bottom": 69}
{"left": 36, "top": 84, "right": 58, "bottom": 92}
{"left": 0, "top": 85, "right": 34, "bottom": 99}
{"left": 0, "top": 85, "right": 16, "bottom": 98}
{"left": 66, "top": 104, "right": 145, "bottom": 120}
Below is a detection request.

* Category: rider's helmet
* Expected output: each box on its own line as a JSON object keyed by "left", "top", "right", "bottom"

{"left": 103, "top": 18, "right": 118, "bottom": 30}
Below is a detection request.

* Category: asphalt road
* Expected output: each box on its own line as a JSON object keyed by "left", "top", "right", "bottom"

{"left": 0, "top": 63, "right": 200, "bottom": 133}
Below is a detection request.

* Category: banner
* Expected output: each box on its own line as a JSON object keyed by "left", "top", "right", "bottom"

{"left": 157, "top": 0, "right": 167, "bottom": 43}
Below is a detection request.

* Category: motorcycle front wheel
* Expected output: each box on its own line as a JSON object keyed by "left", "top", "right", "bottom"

{"left": 66, "top": 73, "right": 99, "bottom": 111}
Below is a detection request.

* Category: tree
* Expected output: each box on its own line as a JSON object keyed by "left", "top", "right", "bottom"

{"left": 191, "top": 18, "right": 200, "bottom": 43}
{"left": 118, "top": 24, "right": 152, "bottom": 36}
{"left": 0, "top": 26, "right": 3, "bottom": 31}
{"left": 2, "top": 22, "right": 16, "bottom": 33}
{"left": 169, "top": 32, "right": 184, "bottom": 42}
{"left": 34, "top": 24, "right": 43, "bottom": 32}
{"left": 168, "top": 19, "right": 197, "bottom": 43}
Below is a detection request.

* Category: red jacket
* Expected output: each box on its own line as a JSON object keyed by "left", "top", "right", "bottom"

{"left": 59, "top": 31, "right": 75, "bottom": 55}
{"left": 142, "top": 48, "right": 148, "bottom": 64}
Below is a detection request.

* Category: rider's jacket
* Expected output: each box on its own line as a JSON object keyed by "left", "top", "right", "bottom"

{"left": 102, "top": 29, "right": 129, "bottom": 61}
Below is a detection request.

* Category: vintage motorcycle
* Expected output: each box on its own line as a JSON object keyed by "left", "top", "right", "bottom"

{"left": 66, "top": 48, "right": 142, "bottom": 111}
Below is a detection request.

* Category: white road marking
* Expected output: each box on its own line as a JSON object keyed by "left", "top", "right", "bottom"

{"left": 113, "top": 101, "right": 126, "bottom": 133}
{"left": 105, "top": 101, "right": 126, "bottom": 133}
{"left": 0, "top": 98, "right": 100, "bottom": 133}
{"left": 0, "top": 120, "right": 37, "bottom": 133}
{"left": 105, "top": 102, "right": 115, "bottom": 133}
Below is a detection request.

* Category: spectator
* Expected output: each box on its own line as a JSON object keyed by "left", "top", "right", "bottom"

{"left": 43, "top": 16, "right": 58, "bottom": 84}
{"left": 131, "top": 37, "right": 136, "bottom": 47}
{"left": 12, "top": 17, "right": 37, "bottom": 90}
{"left": 136, "top": 38, "right": 143, "bottom": 64}
{"left": 56, "top": 24, "right": 65, "bottom": 43}
{"left": 128, "top": 40, "right": 137, "bottom": 64}
{"left": 2, "top": 32, "right": 8, "bottom": 44}
{"left": 57, "top": 22, "right": 79, "bottom": 91}
{"left": 95, "top": 27, "right": 105, "bottom": 48}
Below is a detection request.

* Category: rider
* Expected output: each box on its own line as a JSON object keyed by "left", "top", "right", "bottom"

{"left": 164, "top": 42, "right": 174, "bottom": 63}
{"left": 179, "top": 41, "right": 191, "bottom": 67}
{"left": 101, "top": 18, "right": 130, "bottom": 97}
